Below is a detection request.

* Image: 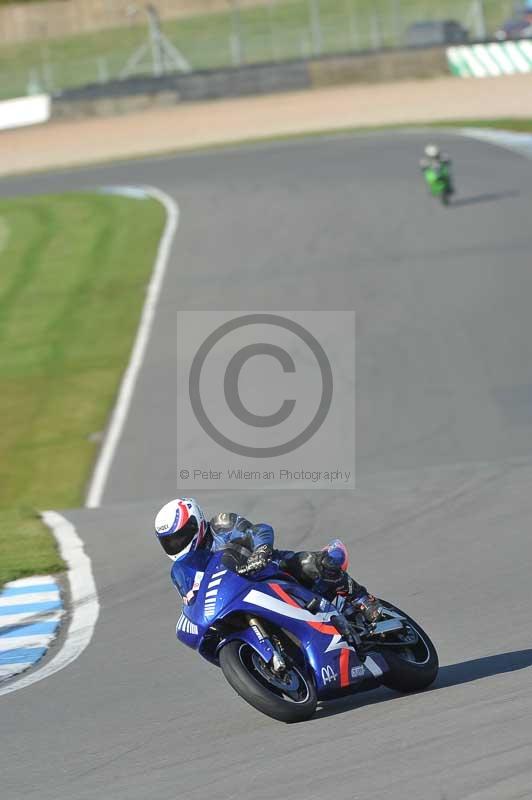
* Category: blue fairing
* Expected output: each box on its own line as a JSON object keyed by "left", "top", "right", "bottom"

{"left": 173, "top": 549, "right": 389, "bottom": 700}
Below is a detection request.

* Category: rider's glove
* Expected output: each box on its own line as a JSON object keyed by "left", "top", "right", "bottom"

{"left": 237, "top": 545, "right": 273, "bottom": 576}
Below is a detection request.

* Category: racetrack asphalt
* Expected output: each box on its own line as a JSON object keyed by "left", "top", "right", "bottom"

{"left": 1, "top": 131, "right": 532, "bottom": 800}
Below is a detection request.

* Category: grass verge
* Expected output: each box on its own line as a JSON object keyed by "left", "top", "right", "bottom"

{"left": 430, "top": 118, "right": 532, "bottom": 134}
{"left": 0, "top": 190, "right": 165, "bottom": 588}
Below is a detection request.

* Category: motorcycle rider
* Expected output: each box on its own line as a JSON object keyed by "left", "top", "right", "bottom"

{"left": 154, "top": 497, "right": 381, "bottom": 623}
{"left": 420, "top": 143, "right": 450, "bottom": 171}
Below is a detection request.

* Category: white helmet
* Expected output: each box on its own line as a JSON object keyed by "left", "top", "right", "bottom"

{"left": 425, "top": 144, "right": 440, "bottom": 159}
{"left": 155, "top": 498, "right": 207, "bottom": 560}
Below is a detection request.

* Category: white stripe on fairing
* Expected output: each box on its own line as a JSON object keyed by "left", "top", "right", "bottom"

{"left": 0, "top": 592, "right": 59, "bottom": 607}
{"left": 0, "top": 512, "right": 99, "bottom": 697}
{"left": 4, "top": 576, "right": 55, "bottom": 588}
{"left": 0, "top": 635, "right": 54, "bottom": 650}
{"left": 178, "top": 616, "right": 198, "bottom": 634}
{"left": 205, "top": 590, "right": 218, "bottom": 598}
{"left": 207, "top": 579, "right": 223, "bottom": 588}
{"left": 0, "top": 611, "right": 63, "bottom": 628}
{"left": 86, "top": 187, "right": 179, "bottom": 508}
{"left": 365, "top": 656, "right": 383, "bottom": 677}
{"left": 211, "top": 570, "right": 227, "bottom": 579}
{"left": 243, "top": 589, "right": 334, "bottom": 624}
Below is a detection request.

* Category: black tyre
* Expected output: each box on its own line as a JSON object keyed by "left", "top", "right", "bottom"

{"left": 376, "top": 603, "right": 439, "bottom": 693}
{"left": 441, "top": 191, "right": 450, "bottom": 206}
{"left": 219, "top": 640, "right": 317, "bottom": 723}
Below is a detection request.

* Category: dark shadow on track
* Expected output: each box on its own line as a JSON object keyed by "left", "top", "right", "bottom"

{"left": 451, "top": 190, "right": 520, "bottom": 207}
{"left": 435, "top": 648, "right": 532, "bottom": 687}
{"left": 313, "top": 649, "right": 532, "bottom": 721}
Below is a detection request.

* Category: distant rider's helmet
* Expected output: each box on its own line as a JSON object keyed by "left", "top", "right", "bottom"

{"left": 425, "top": 144, "right": 440, "bottom": 159}
{"left": 154, "top": 498, "right": 207, "bottom": 560}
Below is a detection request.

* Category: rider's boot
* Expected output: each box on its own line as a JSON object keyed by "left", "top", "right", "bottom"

{"left": 280, "top": 545, "right": 383, "bottom": 624}
{"left": 315, "top": 549, "right": 382, "bottom": 622}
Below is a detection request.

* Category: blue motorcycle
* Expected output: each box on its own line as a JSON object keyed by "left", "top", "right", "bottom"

{"left": 175, "top": 544, "right": 438, "bottom": 722}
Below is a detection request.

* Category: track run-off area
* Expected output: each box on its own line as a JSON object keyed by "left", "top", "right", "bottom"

{"left": 1, "top": 131, "right": 532, "bottom": 800}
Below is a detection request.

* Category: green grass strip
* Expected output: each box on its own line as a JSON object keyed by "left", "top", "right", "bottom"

{"left": 435, "top": 118, "right": 532, "bottom": 133}
{"left": 0, "top": 191, "right": 165, "bottom": 587}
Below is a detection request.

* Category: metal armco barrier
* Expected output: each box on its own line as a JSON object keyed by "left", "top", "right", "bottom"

{"left": 447, "top": 40, "right": 532, "bottom": 78}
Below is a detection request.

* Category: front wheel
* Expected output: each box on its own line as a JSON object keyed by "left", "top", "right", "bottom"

{"left": 376, "top": 603, "right": 439, "bottom": 693}
{"left": 219, "top": 640, "right": 317, "bottom": 723}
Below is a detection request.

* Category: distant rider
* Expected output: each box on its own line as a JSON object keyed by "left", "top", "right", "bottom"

{"left": 154, "top": 497, "right": 381, "bottom": 623}
{"left": 420, "top": 143, "right": 450, "bottom": 170}
{"left": 420, "top": 143, "right": 453, "bottom": 190}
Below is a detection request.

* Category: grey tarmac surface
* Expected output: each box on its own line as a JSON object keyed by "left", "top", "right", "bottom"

{"left": 1, "top": 132, "right": 532, "bottom": 800}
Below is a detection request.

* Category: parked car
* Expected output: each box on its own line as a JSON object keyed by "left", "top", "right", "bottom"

{"left": 495, "top": 10, "right": 532, "bottom": 41}
{"left": 405, "top": 20, "right": 469, "bottom": 47}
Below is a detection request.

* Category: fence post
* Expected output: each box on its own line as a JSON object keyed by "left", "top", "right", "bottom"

{"left": 229, "top": 1, "right": 244, "bottom": 66}
{"left": 472, "top": 0, "right": 487, "bottom": 40}
{"left": 43, "top": 62, "right": 55, "bottom": 93}
{"left": 26, "top": 69, "right": 42, "bottom": 96}
{"left": 308, "top": 0, "right": 323, "bottom": 56}
{"left": 97, "top": 56, "right": 109, "bottom": 84}
{"left": 392, "top": 0, "right": 403, "bottom": 48}
{"left": 345, "top": 0, "right": 359, "bottom": 51}
{"left": 268, "top": 0, "right": 279, "bottom": 61}
{"left": 370, "top": 8, "right": 382, "bottom": 50}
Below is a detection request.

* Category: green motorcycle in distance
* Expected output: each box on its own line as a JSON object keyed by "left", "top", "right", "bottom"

{"left": 422, "top": 161, "right": 454, "bottom": 206}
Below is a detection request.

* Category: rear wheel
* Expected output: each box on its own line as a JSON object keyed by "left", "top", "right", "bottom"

{"left": 219, "top": 640, "right": 317, "bottom": 723}
{"left": 376, "top": 603, "right": 438, "bottom": 692}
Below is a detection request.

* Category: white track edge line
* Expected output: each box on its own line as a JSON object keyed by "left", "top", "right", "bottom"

{"left": 0, "top": 512, "right": 99, "bottom": 697}
{"left": 457, "top": 127, "right": 532, "bottom": 160}
{"left": 85, "top": 185, "right": 179, "bottom": 508}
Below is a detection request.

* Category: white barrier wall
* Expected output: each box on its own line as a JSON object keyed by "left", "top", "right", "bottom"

{"left": 0, "top": 95, "right": 51, "bottom": 131}
{"left": 448, "top": 41, "right": 532, "bottom": 78}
